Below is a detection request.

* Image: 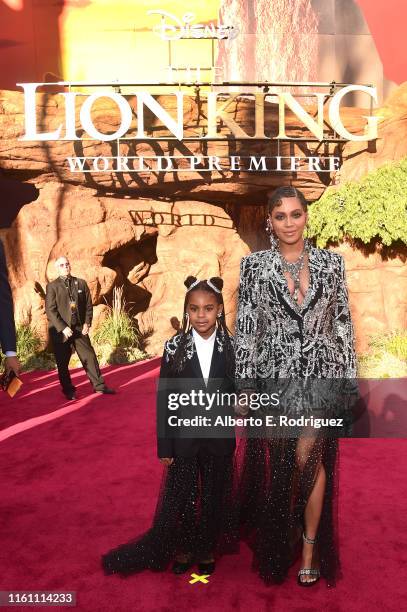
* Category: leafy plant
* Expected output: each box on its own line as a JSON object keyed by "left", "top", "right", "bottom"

{"left": 94, "top": 345, "right": 147, "bottom": 366}
{"left": 16, "top": 323, "right": 41, "bottom": 358}
{"left": 308, "top": 157, "right": 407, "bottom": 247}
{"left": 357, "top": 330, "right": 407, "bottom": 378}
{"left": 16, "top": 323, "right": 55, "bottom": 371}
{"left": 91, "top": 286, "right": 147, "bottom": 365}
{"left": 93, "top": 287, "right": 139, "bottom": 346}
{"left": 22, "top": 352, "right": 56, "bottom": 371}
{"left": 385, "top": 333, "right": 407, "bottom": 361}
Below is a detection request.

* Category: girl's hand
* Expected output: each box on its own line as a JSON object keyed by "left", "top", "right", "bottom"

{"left": 160, "top": 457, "right": 174, "bottom": 466}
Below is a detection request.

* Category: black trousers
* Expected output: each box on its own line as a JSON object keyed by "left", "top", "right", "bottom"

{"left": 53, "top": 326, "right": 105, "bottom": 393}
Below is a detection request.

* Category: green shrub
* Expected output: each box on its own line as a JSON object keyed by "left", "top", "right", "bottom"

{"left": 91, "top": 287, "right": 147, "bottom": 366}
{"left": 357, "top": 331, "right": 407, "bottom": 378}
{"left": 94, "top": 344, "right": 147, "bottom": 366}
{"left": 16, "top": 323, "right": 41, "bottom": 359}
{"left": 385, "top": 333, "right": 407, "bottom": 361}
{"left": 16, "top": 323, "right": 55, "bottom": 371}
{"left": 22, "top": 352, "right": 56, "bottom": 371}
{"left": 308, "top": 157, "right": 407, "bottom": 247}
{"left": 368, "top": 331, "right": 407, "bottom": 361}
{"left": 93, "top": 287, "right": 139, "bottom": 346}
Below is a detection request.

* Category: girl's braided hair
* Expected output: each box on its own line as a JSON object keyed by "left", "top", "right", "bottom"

{"left": 169, "top": 276, "right": 235, "bottom": 377}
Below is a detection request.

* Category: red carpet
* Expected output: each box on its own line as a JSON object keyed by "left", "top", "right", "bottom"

{"left": 0, "top": 363, "right": 406, "bottom": 611}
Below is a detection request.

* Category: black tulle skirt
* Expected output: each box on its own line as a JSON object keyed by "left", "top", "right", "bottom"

{"left": 237, "top": 435, "right": 340, "bottom": 586}
{"left": 102, "top": 451, "right": 239, "bottom": 575}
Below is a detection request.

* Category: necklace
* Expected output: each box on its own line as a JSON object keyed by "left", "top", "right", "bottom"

{"left": 279, "top": 243, "right": 308, "bottom": 304}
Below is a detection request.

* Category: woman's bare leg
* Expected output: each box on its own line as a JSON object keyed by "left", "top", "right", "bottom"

{"left": 296, "top": 435, "right": 326, "bottom": 583}
{"left": 301, "top": 464, "right": 326, "bottom": 582}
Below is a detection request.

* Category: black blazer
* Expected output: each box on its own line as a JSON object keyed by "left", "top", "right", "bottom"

{"left": 157, "top": 330, "right": 236, "bottom": 458}
{"left": 45, "top": 276, "right": 93, "bottom": 343}
{"left": 0, "top": 240, "right": 17, "bottom": 353}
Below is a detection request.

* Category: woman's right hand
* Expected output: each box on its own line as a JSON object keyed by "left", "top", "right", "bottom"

{"left": 160, "top": 457, "right": 174, "bottom": 466}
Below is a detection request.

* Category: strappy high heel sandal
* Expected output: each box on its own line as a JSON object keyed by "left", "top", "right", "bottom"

{"left": 297, "top": 533, "right": 321, "bottom": 587}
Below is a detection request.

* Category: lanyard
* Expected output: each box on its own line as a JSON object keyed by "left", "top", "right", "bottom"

{"left": 62, "top": 277, "right": 77, "bottom": 311}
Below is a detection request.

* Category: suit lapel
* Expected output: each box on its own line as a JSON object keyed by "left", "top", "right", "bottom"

{"left": 269, "top": 252, "right": 298, "bottom": 311}
{"left": 208, "top": 331, "right": 223, "bottom": 380}
{"left": 71, "top": 276, "right": 79, "bottom": 302}
{"left": 58, "top": 275, "right": 77, "bottom": 298}
{"left": 190, "top": 348, "right": 204, "bottom": 380}
{"left": 206, "top": 331, "right": 226, "bottom": 393}
{"left": 58, "top": 276, "right": 70, "bottom": 304}
{"left": 186, "top": 330, "right": 204, "bottom": 381}
{"left": 301, "top": 247, "right": 323, "bottom": 313}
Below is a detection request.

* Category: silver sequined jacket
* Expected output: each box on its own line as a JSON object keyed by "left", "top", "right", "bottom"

{"left": 235, "top": 247, "right": 357, "bottom": 381}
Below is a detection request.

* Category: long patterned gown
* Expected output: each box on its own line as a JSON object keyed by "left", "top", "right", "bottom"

{"left": 234, "top": 246, "right": 357, "bottom": 585}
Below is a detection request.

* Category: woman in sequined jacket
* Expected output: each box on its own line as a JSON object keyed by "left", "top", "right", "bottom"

{"left": 235, "top": 186, "right": 357, "bottom": 587}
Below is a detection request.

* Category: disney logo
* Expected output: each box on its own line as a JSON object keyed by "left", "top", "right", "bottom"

{"left": 148, "top": 10, "right": 238, "bottom": 41}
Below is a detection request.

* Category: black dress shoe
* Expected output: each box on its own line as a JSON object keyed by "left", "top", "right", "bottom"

{"left": 95, "top": 387, "right": 116, "bottom": 394}
{"left": 197, "top": 561, "right": 215, "bottom": 575}
{"left": 64, "top": 392, "right": 76, "bottom": 400}
{"left": 172, "top": 560, "right": 193, "bottom": 574}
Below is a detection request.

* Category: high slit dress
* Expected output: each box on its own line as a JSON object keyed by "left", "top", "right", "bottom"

{"left": 234, "top": 246, "right": 357, "bottom": 586}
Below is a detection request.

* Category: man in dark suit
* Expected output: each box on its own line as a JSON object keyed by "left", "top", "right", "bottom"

{"left": 45, "top": 256, "right": 114, "bottom": 400}
{"left": 0, "top": 240, "right": 20, "bottom": 375}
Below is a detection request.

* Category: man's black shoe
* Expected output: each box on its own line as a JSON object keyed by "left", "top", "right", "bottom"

{"left": 95, "top": 387, "right": 116, "bottom": 395}
{"left": 64, "top": 392, "right": 76, "bottom": 400}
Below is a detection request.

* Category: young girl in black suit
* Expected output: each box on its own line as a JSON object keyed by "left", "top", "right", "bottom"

{"left": 102, "top": 276, "right": 238, "bottom": 577}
